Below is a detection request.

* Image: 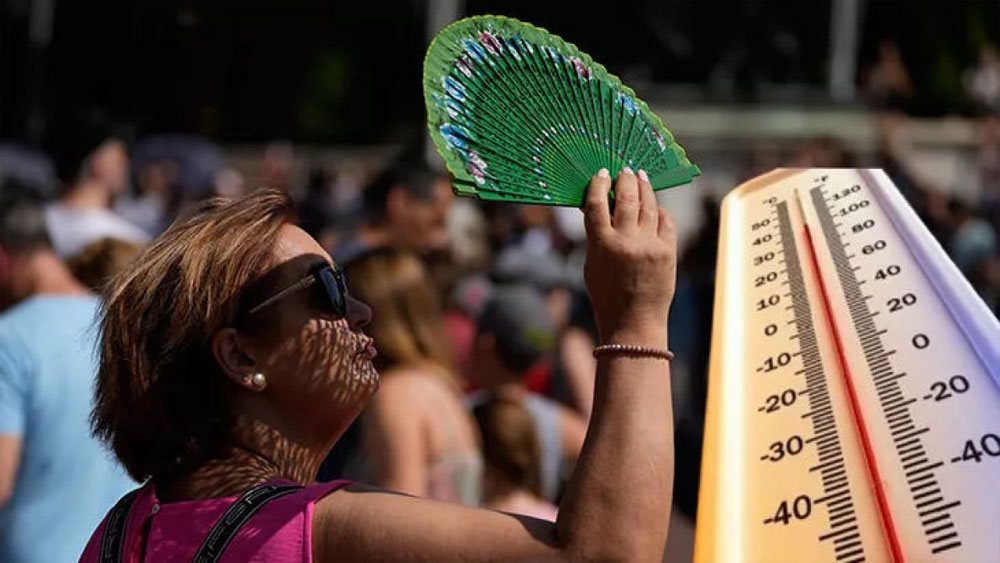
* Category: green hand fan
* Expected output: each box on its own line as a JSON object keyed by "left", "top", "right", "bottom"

{"left": 423, "top": 15, "right": 700, "bottom": 207}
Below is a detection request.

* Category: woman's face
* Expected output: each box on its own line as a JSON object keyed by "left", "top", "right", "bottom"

{"left": 243, "top": 224, "right": 378, "bottom": 436}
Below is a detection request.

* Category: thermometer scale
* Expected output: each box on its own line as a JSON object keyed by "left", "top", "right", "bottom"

{"left": 695, "top": 168, "right": 1000, "bottom": 562}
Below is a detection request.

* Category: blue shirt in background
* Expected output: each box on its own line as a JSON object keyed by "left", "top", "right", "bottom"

{"left": 0, "top": 295, "right": 135, "bottom": 562}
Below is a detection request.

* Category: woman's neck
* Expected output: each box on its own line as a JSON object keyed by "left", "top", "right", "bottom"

{"left": 157, "top": 417, "right": 330, "bottom": 502}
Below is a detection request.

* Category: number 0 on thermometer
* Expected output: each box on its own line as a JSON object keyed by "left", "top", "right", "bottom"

{"left": 695, "top": 169, "right": 1000, "bottom": 563}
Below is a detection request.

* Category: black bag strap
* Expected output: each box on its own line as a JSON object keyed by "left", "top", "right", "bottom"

{"left": 99, "top": 488, "right": 141, "bottom": 563}
{"left": 97, "top": 482, "right": 302, "bottom": 563}
{"left": 192, "top": 482, "right": 303, "bottom": 563}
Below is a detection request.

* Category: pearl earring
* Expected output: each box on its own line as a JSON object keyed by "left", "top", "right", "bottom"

{"left": 250, "top": 372, "right": 267, "bottom": 390}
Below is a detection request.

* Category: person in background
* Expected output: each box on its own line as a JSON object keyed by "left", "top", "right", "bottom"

{"left": 66, "top": 237, "right": 146, "bottom": 291}
{"left": 473, "top": 394, "right": 558, "bottom": 521}
{"left": 116, "top": 134, "right": 225, "bottom": 236}
{"left": 259, "top": 141, "right": 295, "bottom": 194}
{"left": 964, "top": 43, "right": 1000, "bottom": 115}
{"left": 0, "top": 197, "right": 134, "bottom": 562}
{"left": 489, "top": 244, "right": 594, "bottom": 410}
{"left": 44, "top": 111, "right": 150, "bottom": 259}
{"left": 862, "top": 39, "right": 914, "bottom": 112}
{"left": 333, "top": 158, "right": 453, "bottom": 263}
{"left": 491, "top": 245, "right": 575, "bottom": 330}
{"left": 298, "top": 166, "right": 340, "bottom": 249}
{"left": 468, "top": 284, "right": 587, "bottom": 502}
{"left": 0, "top": 144, "right": 57, "bottom": 200}
{"left": 345, "top": 248, "right": 482, "bottom": 505}
{"left": 948, "top": 198, "right": 998, "bottom": 284}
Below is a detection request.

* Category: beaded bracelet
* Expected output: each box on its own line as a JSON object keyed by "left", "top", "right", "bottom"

{"left": 592, "top": 343, "right": 675, "bottom": 361}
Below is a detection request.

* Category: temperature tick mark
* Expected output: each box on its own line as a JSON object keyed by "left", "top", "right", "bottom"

{"left": 929, "top": 532, "right": 960, "bottom": 545}
{"left": 905, "top": 461, "right": 944, "bottom": 478}
{"left": 913, "top": 488, "right": 941, "bottom": 501}
{"left": 926, "top": 522, "right": 955, "bottom": 535}
{"left": 922, "top": 513, "right": 949, "bottom": 526}
{"left": 930, "top": 541, "right": 962, "bottom": 554}
{"left": 836, "top": 547, "right": 864, "bottom": 561}
{"left": 915, "top": 497, "right": 944, "bottom": 509}
{"left": 819, "top": 525, "right": 859, "bottom": 541}
{"left": 917, "top": 499, "right": 959, "bottom": 518}
{"left": 873, "top": 371, "right": 906, "bottom": 383}
{"left": 907, "top": 473, "right": 935, "bottom": 486}
{"left": 894, "top": 427, "right": 929, "bottom": 443}
{"left": 810, "top": 460, "right": 845, "bottom": 472}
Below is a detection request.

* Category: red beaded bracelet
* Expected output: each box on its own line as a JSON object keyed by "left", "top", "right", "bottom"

{"left": 592, "top": 343, "right": 675, "bottom": 361}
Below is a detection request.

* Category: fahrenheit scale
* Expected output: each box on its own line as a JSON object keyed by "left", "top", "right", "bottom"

{"left": 695, "top": 168, "right": 1000, "bottom": 562}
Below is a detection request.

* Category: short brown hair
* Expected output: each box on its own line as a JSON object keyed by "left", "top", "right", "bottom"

{"left": 92, "top": 189, "right": 294, "bottom": 482}
{"left": 67, "top": 237, "right": 145, "bottom": 291}
{"left": 346, "top": 249, "right": 455, "bottom": 377}
{"left": 474, "top": 395, "right": 544, "bottom": 498}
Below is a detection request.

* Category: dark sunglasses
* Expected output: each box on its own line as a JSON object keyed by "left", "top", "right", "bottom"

{"left": 246, "top": 262, "right": 349, "bottom": 318}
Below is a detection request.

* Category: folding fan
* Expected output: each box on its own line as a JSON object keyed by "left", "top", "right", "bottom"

{"left": 423, "top": 15, "right": 700, "bottom": 206}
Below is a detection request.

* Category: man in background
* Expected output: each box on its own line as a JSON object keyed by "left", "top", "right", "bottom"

{"left": 44, "top": 111, "right": 149, "bottom": 259}
{"left": 333, "top": 158, "right": 453, "bottom": 263}
{"left": 467, "top": 284, "right": 587, "bottom": 502}
{"left": 0, "top": 196, "right": 135, "bottom": 561}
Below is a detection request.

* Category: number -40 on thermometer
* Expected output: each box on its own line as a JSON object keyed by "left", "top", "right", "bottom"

{"left": 695, "top": 168, "right": 1000, "bottom": 563}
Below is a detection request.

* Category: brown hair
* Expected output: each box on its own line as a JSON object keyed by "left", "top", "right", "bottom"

{"left": 345, "top": 248, "right": 454, "bottom": 378}
{"left": 67, "top": 237, "right": 145, "bottom": 291}
{"left": 474, "top": 395, "right": 543, "bottom": 498}
{"left": 92, "top": 189, "right": 294, "bottom": 482}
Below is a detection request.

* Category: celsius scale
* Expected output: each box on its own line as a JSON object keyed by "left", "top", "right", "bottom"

{"left": 695, "top": 168, "right": 1000, "bottom": 562}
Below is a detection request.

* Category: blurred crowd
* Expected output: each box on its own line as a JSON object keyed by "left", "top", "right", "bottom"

{"left": 1, "top": 37, "right": 998, "bottom": 561}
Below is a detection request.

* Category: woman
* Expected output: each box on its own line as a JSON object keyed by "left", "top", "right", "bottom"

{"left": 473, "top": 393, "right": 559, "bottom": 521}
{"left": 81, "top": 167, "right": 678, "bottom": 561}
{"left": 345, "top": 248, "right": 482, "bottom": 505}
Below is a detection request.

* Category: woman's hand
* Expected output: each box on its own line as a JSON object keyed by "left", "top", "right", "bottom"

{"left": 582, "top": 167, "right": 677, "bottom": 346}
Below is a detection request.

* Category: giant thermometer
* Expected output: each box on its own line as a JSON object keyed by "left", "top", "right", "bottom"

{"left": 695, "top": 168, "right": 1000, "bottom": 562}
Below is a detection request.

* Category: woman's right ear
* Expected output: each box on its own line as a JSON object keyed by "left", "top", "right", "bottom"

{"left": 211, "top": 327, "right": 259, "bottom": 389}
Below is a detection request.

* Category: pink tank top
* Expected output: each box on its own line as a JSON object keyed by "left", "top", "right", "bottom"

{"left": 78, "top": 479, "right": 350, "bottom": 562}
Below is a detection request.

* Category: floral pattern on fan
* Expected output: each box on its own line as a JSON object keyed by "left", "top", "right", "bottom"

{"left": 424, "top": 15, "right": 700, "bottom": 206}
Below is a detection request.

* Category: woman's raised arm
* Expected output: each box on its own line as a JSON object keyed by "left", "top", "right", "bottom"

{"left": 313, "top": 167, "right": 677, "bottom": 562}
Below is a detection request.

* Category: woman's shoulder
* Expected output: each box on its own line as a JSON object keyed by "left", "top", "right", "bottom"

{"left": 371, "top": 366, "right": 431, "bottom": 404}
{"left": 79, "top": 480, "right": 352, "bottom": 563}
{"left": 378, "top": 362, "right": 458, "bottom": 398}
